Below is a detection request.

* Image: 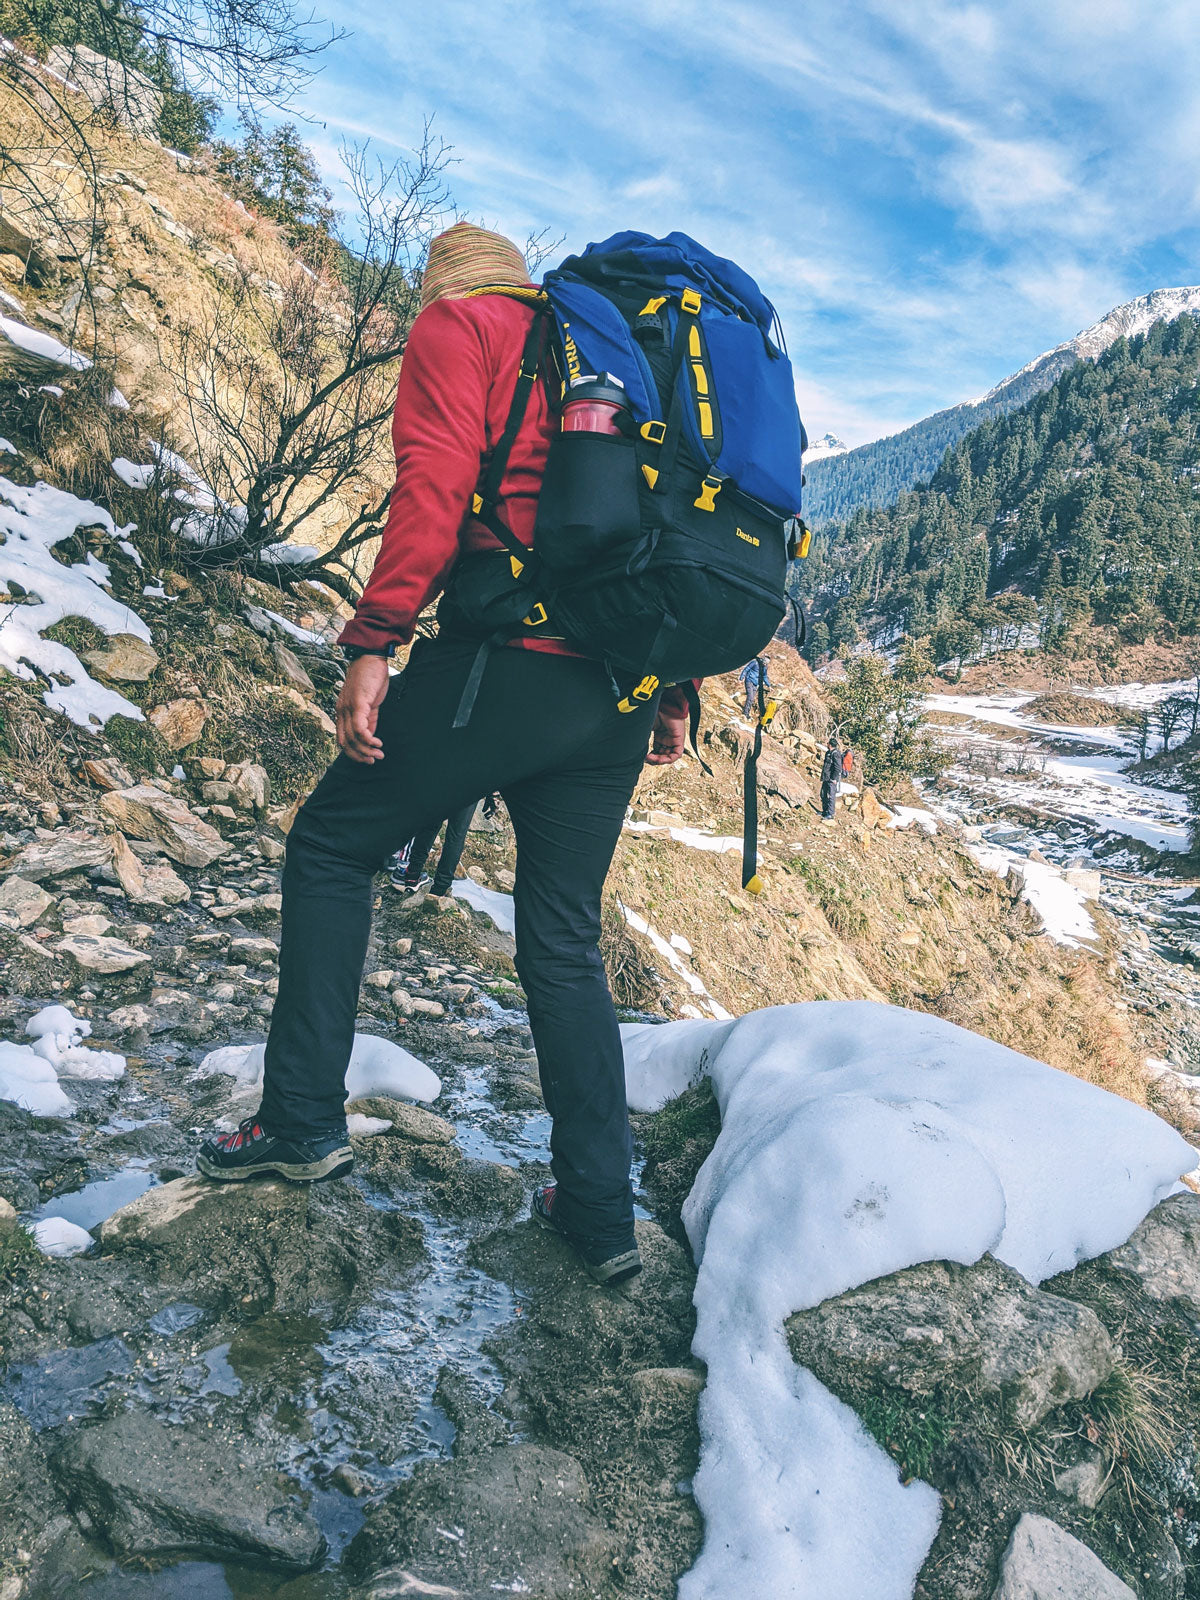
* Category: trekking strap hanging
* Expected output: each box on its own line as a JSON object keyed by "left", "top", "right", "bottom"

{"left": 742, "top": 658, "right": 778, "bottom": 894}
{"left": 680, "top": 680, "right": 713, "bottom": 776}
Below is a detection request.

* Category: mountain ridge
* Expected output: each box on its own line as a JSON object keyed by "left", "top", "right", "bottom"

{"left": 804, "top": 285, "right": 1200, "bottom": 526}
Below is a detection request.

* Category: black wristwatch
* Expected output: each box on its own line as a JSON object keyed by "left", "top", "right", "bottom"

{"left": 342, "top": 643, "right": 396, "bottom": 661}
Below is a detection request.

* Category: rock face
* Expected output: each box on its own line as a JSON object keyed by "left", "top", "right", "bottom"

{"left": 0, "top": 875, "right": 53, "bottom": 928}
{"left": 347, "top": 1443, "right": 619, "bottom": 1596}
{"left": 992, "top": 1513, "right": 1136, "bottom": 1599}
{"left": 51, "top": 1408, "right": 325, "bottom": 1567}
{"left": 81, "top": 633, "right": 160, "bottom": 683}
{"left": 1103, "top": 1193, "right": 1200, "bottom": 1313}
{"left": 148, "top": 698, "right": 209, "bottom": 750}
{"left": 100, "top": 784, "right": 228, "bottom": 866}
{"left": 787, "top": 1256, "right": 1115, "bottom": 1429}
{"left": 4, "top": 829, "right": 111, "bottom": 881}
{"left": 100, "top": 1174, "right": 421, "bottom": 1317}
{"left": 44, "top": 44, "right": 164, "bottom": 138}
{"left": 860, "top": 787, "right": 896, "bottom": 829}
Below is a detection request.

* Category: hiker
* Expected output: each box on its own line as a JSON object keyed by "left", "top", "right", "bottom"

{"left": 389, "top": 797, "right": 480, "bottom": 897}
{"left": 196, "top": 222, "right": 691, "bottom": 1287}
{"left": 820, "top": 735, "right": 842, "bottom": 823}
{"left": 739, "top": 655, "right": 771, "bottom": 719}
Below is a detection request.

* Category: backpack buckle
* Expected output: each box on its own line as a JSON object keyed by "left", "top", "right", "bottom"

{"left": 523, "top": 602, "right": 548, "bottom": 627}
{"left": 694, "top": 474, "right": 723, "bottom": 512}
{"left": 680, "top": 288, "right": 702, "bottom": 315}
{"left": 617, "top": 674, "right": 660, "bottom": 711}
{"left": 640, "top": 420, "right": 667, "bottom": 445}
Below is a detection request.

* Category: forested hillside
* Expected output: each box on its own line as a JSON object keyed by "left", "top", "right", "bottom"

{"left": 803, "top": 286, "right": 1200, "bottom": 526}
{"left": 799, "top": 314, "right": 1200, "bottom": 666}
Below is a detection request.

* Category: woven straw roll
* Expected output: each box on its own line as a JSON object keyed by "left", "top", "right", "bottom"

{"left": 421, "top": 221, "right": 531, "bottom": 308}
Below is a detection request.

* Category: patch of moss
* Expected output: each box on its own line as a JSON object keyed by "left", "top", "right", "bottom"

{"left": 636, "top": 1081, "right": 721, "bottom": 1239}
{"left": 101, "top": 712, "right": 171, "bottom": 773}
{"left": 857, "top": 1389, "right": 960, "bottom": 1483}
{"left": 0, "top": 1223, "right": 37, "bottom": 1279}
{"left": 44, "top": 616, "right": 107, "bottom": 654}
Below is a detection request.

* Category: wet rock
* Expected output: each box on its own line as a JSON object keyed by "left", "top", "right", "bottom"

{"left": 56, "top": 930, "right": 151, "bottom": 973}
{"left": 99, "top": 1174, "right": 421, "bottom": 1318}
{"left": 1102, "top": 1194, "right": 1200, "bottom": 1314}
{"left": 148, "top": 697, "right": 209, "bottom": 750}
{"left": 786, "top": 1256, "right": 1114, "bottom": 1429}
{"left": 360, "top": 1137, "right": 522, "bottom": 1220}
{"left": 81, "top": 633, "right": 159, "bottom": 683}
{"left": 4, "top": 829, "right": 111, "bottom": 881}
{"left": 103, "top": 1002, "right": 154, "bottom": 1033}
{"left": 50, "top": 1407, "right": 325, "bottom": 1568}
{"left": 433, "top": 1367, "right": 510, "bottom": 1457}
{"left": 101, "top": 784, "right": 228, "bottom": 867}
{"left": 991, "top": 1513, "right": 1136, "bottom": 1599}
{"left": 229, "top": 934, "right": 278, "bottom": 965}
{"left": 0, "top": 875, "right": 53, "bottom": 928}
{"left": 347, "top": 1442, "right": 619, "bottom": 1597}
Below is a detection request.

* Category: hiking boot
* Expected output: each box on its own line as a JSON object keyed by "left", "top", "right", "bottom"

{"left": 391, "top": 869, "right": 431, "bottom": 894}
{"left": 531, "top": 1183, "right": 642, "bottom": 1286}
{"left": 197, "top": 1117, "right": 353, "bottom": 1183}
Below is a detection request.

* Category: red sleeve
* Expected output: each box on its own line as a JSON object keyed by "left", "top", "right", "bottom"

{"left": 338, "top": 300, "right": 491, "bottom": 652}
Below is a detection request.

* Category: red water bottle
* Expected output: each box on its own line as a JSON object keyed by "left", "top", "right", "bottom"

{"left": 560, "top": 374, "right": 630, "bottom": 435}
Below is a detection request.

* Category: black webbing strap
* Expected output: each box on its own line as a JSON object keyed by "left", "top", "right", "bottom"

{"left": 477, "top": 309, "right": 548, "bottom": 513}
{"left": 742, "top": 662, "right": 767, "bottom": 892}
{"left": 652, "top": 298, "right": 698, "bottom": 495}
{"left": 680, "top": 679, "right": 713, "bottom": 776}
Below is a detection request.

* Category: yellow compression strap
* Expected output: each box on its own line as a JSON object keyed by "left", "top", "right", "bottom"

{"left": 694, "top": 474, "right": 722, "bottom": 512}
{"left": 617, "top": 674, "right": 660, "bottom": 713}
{"left": 461, "top": 284, "right": 549, "bottom": 304}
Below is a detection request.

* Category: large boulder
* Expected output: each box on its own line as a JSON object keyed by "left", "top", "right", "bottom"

{"left": 99, "top": 1174, "right": 421, "bottom": 1319}
{"left": 55, "top": 930, "right": 150, "bottom": 974}
{"left": 110, "top": 832, "right": 190, "bottom": 905}
{"left": 991, "top": 1513, "right": 1135, "bottom": 1599}
{"left": 346, "top": 1443, "right": 619, "bottom": 1597}
{"left": 1102, "top": 1193, "right": 1200, "bottom": 1314}
{"left": 0, "top": 876, "right": 53, "bottom": 928}
{"left": 51, "top": 1407, "right": 324, "bottom": 1568}
{"left": 787, "top": 1256, "right": 1114, "bottom": 1429}
{"left": 100, "top": 784, "right": 228, "bottom": 867}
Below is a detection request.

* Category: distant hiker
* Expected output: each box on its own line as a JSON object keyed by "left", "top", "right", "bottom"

{"left": 821, "top": 736, "right": 842, "bottom": 823}
{"left": 389, "top": 798, "right": 479, "bottom": 897}
{"left": 196, "top": 223, "right": 806, "bottom": 1290}
{"left": 740, "top": 655, "right": 772, "bottom": 718}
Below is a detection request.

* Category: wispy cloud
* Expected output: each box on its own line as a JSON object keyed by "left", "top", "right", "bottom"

{"left": 284, "top": 0, "right": 1199, "bottom": 444}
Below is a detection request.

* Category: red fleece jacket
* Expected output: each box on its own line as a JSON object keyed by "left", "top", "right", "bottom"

{"left": 339, "top": 293, "right": 691, "bottom": 730}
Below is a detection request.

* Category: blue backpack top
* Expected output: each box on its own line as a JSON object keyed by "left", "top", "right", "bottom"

{"left": 542, "top": 230, "right": 807, "bottom": 513}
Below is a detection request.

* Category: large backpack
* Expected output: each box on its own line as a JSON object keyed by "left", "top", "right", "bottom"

{"left": 440, "top": 233, "right": 810, "bottom": 888}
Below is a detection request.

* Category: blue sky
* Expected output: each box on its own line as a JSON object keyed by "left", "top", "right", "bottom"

{"left": 284, "top": 0, "right": 1200, "bottom": 447}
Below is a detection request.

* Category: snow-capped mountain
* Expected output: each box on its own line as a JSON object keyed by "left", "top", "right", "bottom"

{"left": 804, "top": 285, "right": 1200, "bottom": 525}
{"left": 803, "top": 432, "right": 848, "bottom": 462}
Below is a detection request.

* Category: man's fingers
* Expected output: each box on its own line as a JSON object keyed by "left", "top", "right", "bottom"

{"left": 337, "top": 695, "right": 385, "bottom": 764}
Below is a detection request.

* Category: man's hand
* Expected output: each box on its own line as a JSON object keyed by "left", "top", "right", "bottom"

{"left": 336, "top": 654, "right": 391, "bottom": 764}
{"left": 646, "top": 701, "right": 686, "bottom": 765}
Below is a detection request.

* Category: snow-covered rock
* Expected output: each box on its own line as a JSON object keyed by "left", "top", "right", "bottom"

{"left": 621, "top": 1001, "right": 1193, "bottom": 1600}
{"left": 28, "top": 1215, "right": 94, "bottom": 1257}
{"left": 197, "top": 1033, "right": 441, "bottom": 1106}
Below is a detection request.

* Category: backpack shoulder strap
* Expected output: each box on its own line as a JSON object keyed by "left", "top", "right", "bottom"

{"left": 471, "top": 303, "right": 549, "bottom": 568}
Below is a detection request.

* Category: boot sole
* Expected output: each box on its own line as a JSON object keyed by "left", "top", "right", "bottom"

{"left": 533, "top": 1207, "right": 642, "bottom": 1285}
{"left": 196, "top": 1148, "right": 354, "bottom": 1184}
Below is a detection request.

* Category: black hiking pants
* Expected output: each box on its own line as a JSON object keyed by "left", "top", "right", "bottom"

{"left": 258, "top": 634, "right": 659, "bottom": 1250}
{"left": 405, "top": 799, "right": 478, "bottom": 895}
{"left": 821, "top": 781, "right": 838, "bottom": 819}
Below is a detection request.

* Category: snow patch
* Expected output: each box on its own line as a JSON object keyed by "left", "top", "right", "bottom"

{"left": 622, "top": 1001, "right": 1192, "bottom": 1600}
{"left": 619, "top": 900, "right": 731, "bottom": 1021}
{"left": 623, "top": 819, "right": 743, "bottom": 855}
{"left": 967, "top": 840, "right": 1096, "bottom": 947}
{"left": 28, "top": 1216, "right": 94, "bottom": 1257}
{"left": 0, "top": 1006, "right": 126, "bottom": 1118}
{"left": 0, "top": 312, "right": 90, "bottom": 370}
{"left": 196, "top": 1034, "right": 441, "bottom": 1105}
{"left": 452, "top": 878, "right": 516, "bottom": 935}
{"left": 887, "top": 805, "right": 939, "bottom": 835}
{"left": 0, "top": 475, "right": 152, "bottom": 727}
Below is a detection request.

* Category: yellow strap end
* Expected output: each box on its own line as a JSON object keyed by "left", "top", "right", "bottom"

{"left": 510, "top": 555, "right": 525, "bottom": 578}
{"left": 641, "top": 463, "right": 660, "bottom": 489}
{"left": 799, "top": 526, "right": 812, "bottom": 558}
{"left": 745, "top": 873, "right": 764, "bottom": 895}
{"left": 472, "top": 493, "right": 483, "bottom": 515}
